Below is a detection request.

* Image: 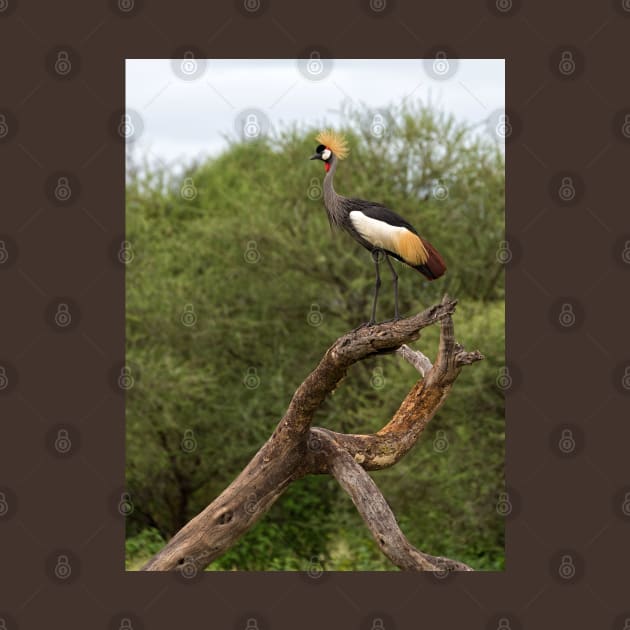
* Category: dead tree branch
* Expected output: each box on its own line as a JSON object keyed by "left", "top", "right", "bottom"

{"left": 141, "top": 295, "right": 483, "bottom": 572}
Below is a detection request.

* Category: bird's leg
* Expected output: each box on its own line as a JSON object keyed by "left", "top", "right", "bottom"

{"left": 369, "top": 249, "right": 382, "bottom": 326}
{"left": 385, "top": 254, "right": 400, "bottom": 320}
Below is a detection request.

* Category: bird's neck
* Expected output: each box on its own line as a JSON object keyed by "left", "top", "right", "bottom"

{"left": 323, "top": 156, "right": 346, "bottom": 228}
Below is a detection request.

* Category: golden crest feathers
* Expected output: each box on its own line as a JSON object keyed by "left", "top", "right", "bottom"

{"left": 316, "top": 129, "right": 350, "bottom": 160}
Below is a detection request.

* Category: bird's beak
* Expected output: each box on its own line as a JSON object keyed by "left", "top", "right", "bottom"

{"left": 309, "top": 154, "right": 320, "bottom": 160}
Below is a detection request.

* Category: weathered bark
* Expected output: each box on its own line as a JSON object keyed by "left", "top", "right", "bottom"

{"left": 141, "top": 296, "right": 483, "bottom": 572}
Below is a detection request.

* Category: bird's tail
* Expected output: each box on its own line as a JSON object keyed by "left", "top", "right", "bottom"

{"left": 415, "top": 238, "right": 447, "bottom": 280}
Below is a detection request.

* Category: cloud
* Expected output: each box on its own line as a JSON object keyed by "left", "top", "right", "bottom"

{"left": 126, "top": 59, "right": 504, "bottom": 168}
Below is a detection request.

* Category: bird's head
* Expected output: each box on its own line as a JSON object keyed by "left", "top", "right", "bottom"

{"left": 309, "top": 129, "right": 349, "bottom": 172}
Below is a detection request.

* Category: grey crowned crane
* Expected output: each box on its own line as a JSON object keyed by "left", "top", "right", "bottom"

{"left": 310, "top": 129, "right": 447, "bottom": 325}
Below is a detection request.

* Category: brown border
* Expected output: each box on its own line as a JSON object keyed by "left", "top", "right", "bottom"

{"left": 1, "top": 1, "right": 629, "bottom": 628}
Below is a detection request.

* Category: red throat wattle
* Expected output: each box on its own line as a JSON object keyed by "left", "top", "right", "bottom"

{"left": 324, "top": 162, "right": 330, "bottom": 172}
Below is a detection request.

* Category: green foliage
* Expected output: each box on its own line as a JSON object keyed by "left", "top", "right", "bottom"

{"left": 126, "top": 101, "right": 505, "bottom": 570}
{"left": 125, "top": 527, "right": 165, "bottom": 570}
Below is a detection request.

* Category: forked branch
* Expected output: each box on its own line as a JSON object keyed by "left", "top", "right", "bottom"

{"left": 141, "top": 296, "right": 483, "bottom": 572}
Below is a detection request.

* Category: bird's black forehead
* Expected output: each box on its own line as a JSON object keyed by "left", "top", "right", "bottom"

{"left": 315, "top": 144, "right": 326, "bottom": 152}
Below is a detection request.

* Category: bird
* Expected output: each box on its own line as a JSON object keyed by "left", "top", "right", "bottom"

{"left": 310, "top": 129, "right": 447, "bottom": 325}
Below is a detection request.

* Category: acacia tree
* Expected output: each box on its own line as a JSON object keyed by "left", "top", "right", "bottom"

{"left": 142, "top": 296, "right": 483, "bottom": 573}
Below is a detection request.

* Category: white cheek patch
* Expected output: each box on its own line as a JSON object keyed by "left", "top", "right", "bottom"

{"left": 321, "top": 148, "right": 332, "bottom": 160}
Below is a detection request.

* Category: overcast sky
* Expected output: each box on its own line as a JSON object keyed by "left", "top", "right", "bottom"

{"left": 126, "top": 59, "right": 504, "bottom": 169}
